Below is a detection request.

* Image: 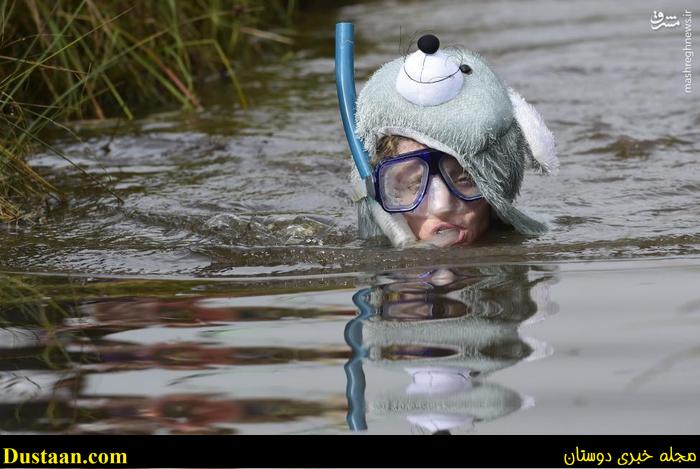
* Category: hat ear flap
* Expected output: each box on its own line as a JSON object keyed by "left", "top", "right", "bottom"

{"left": 507, "top": 88, "right": 559, "bottom": 175}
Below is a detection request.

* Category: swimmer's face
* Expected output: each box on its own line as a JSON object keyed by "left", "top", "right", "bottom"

{"left": 389, "top": 139, "right": 491, "bottom": 245}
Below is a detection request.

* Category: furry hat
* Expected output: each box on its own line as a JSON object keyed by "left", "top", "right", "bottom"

{"left": 349, "top": 34, "right": 558, "bottom": 247}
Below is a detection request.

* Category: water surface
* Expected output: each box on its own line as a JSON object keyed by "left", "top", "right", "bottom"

{"left": 1, "top": 0, "right": 697, "bottom": 275}
{"left": 2, "top": 258, "right": 700, "bottom": 434}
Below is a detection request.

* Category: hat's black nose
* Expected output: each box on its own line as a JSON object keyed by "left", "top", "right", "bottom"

{"left": 417, "top": 34, "right": 440, "bottom": 54}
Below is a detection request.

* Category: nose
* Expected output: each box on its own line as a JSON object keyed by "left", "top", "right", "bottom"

{"left": 424, "top": 174, "right": 457, "bottom": 215}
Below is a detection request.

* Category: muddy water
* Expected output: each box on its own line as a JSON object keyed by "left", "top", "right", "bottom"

{"left": 1, "top": 0, "right": 699, "bottom": 433}
{"left": 2, "top": 259, "right": 700, "bottom": 434}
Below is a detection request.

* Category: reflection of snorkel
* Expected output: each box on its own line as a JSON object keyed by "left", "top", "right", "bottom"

{"left": 335, "top": 23, "right": 374, "bottom": 195}
{"left": 344, "top": 288, "right": 372, "bottom": 431}
{"left": 343, "top": 266, "right": 557, "bottom": 433}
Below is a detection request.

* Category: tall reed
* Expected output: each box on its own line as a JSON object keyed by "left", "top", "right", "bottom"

{"left": 0, "top": 0, "right": 295, "bottom": 221}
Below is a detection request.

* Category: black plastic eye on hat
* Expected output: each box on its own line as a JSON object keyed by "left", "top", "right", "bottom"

{"left": 417, "top": 34, "right": 440, "bottom": 54}
{"left": 459, "top": 64, "right": 472, "bottom": 74}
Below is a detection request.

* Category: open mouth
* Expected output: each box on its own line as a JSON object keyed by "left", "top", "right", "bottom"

{"left": 433, "top": 223, "right": 459, "bottom": 235}
{"left": 432, "top": 224, "right": 468, "bottom": 245}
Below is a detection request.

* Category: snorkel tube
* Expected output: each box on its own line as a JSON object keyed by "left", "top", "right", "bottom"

{"left": 337, "top": 23, "right": 371, "bottom": 431}
{"left": 335, "top": 22, "right": 374, "bottom": 195}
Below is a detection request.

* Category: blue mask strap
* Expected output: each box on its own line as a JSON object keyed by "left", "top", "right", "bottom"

{"left": 335, "top": 22, "right": 373, "bottom": 189}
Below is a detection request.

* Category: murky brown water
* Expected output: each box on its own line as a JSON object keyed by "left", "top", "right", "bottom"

{"left": 3, "top": 259, "right": 700, "bottom": 434}
{"left": 1, "top": 0, "right": 698, "bottom": 434}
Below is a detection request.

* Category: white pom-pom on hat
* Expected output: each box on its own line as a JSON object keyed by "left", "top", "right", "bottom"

{"left": 395, "top": 34, "right": 464, "bottom": 107}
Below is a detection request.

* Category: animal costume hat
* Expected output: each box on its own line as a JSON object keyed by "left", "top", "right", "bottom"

{"left": 335, "top": 24, "right": 559, "bottom": 247}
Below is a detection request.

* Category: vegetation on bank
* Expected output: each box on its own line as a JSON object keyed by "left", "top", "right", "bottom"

{"left": 0, "top": 0, "right": 295, "bottom": 221}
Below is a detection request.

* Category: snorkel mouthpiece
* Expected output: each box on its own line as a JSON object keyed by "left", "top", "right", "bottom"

{"left": 335, "top": 22, "right": 373, "bottom": 192}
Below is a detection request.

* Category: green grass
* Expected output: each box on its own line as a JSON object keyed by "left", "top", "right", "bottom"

{"left": 0, "top": 0, "right": 295, "bottom": 221}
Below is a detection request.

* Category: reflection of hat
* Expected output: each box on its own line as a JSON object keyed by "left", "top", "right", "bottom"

{"left": 349, "top": 34, "right": 559, "bottom": 247}
{"left": 362, "top": 299, "right": 532, "bottom": 374}
{"left": 369, "top": 380, "right": 523, "bottom": 434}
{"left": 344, "top": 265, "right": 557, "bottom": 432}
{"left": 361, "top": 306, "right": 528, "bottom": 433}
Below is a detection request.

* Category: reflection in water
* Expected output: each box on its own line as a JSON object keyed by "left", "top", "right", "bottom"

{"left": 345, "top": 265, "right": 557, "bottom": 434}
{"left": 0, "top": 395, "right": 333, "bottom": 434}
{"left": 0, "top": 266, "right": 556, "bottom": 434}
{"left": 0, "top": 280, "right": 352, "bottom": 434}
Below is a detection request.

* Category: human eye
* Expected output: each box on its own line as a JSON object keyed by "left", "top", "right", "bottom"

{"left": 404, "top": 173, "right": 422, "bottom": 188}
{"left": 453, "top": 172, "right": 475, "bottom": 186}
{"left": 392, "top": 164, "right": 423, "bottom": 187}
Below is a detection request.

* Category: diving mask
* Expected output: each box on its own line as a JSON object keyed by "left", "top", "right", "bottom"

{"left": 373, "top": 148, "right": 483, "bottom": 213}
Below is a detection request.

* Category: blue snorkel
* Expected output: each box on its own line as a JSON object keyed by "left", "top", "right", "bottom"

{"left": 335, "top": 22, "right": 374, "bottom": 196}
{"left": 336, "top": 23, "right": 372, "bottom": 431}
